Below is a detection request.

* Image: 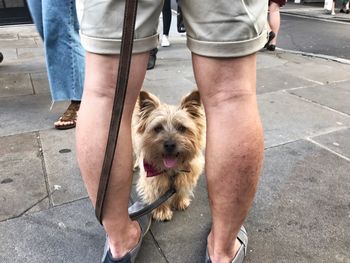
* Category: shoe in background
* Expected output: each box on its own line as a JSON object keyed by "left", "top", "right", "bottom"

{"left": 147, "top": 48, "right": 158, "bottom": 70}
{"left": 161, "top": 35, "right": 170, "bottom": 47}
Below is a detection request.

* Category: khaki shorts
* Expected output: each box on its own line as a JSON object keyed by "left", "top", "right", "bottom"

{"left": 77, "top": 0, "right": 268, "bottom": 57}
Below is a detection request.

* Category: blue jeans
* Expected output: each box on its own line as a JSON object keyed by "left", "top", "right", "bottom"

{"left": 27, "top": 0, "right": 84, "bottom": 102}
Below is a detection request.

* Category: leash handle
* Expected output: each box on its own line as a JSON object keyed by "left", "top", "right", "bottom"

{"left": 95, "top": 0, "right": 139, "bottom": 225}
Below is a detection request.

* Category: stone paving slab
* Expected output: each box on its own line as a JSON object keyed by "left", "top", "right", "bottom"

{"left": 144, "top": 59, "right": 195, "bottom": 105}
{"left": 0, "top": 38, "right": 38, "bottom": 49}
{"left": 0, "top": 58, "right": 46, "bottom": 74}
{"left": 246, "top": 140, "right": 350, "bottom": 263}
{"left": 257, "top": 52, "right": 288, "bottom": 70}
{"left": 289, "top": 80, "right": 350, "bottom": 115}
{"left": 0, "top": 198, "right": 167, "bottom": 263}
{"left": 0, "top": 199, "right": 104, "bottom": 263}
{"left": 259, "top": 91, "right": 350, "bottom": 148}
{"left": 0, "top": 94, "right": 69, "bottom": 137}
{"left": 143, "top": 75, "right": 195, "bottom": 106}
{"left": 156, "top": 41, "right": 191, "bottom": 61}
{"left": 145, "top": 56, "right": 193, "bottom": 82}
{"left": 0, "top": 32, "right": 18, "bottom": 40}
{"left": 17, "top": 47, "right": 45, "bottom": 59}
{"left": 24, "top": 198, "right": 50, "bottom": 216}
{"left": 277, "top": 53, "right": 350, "bottom": 84}
{"left": 0, "top": 72, "right": 33, "bottom": 97}
{"left": 0, "top": 132, "right": 48, "bottom": 221}
{"left": 312, "top": 128, "right": 350, "bottom": 159}
{"left": 137, "top": 234, "right": 168, "bottom": 263}
{"left": 257, "top": 67, "right": 317, "bottom": 94}
{"left": 0, "top": 48, "right": 17, "bottom": 61}
{"left": 149, "top": 175, "right": 211, "bottom": 263}
{"left": 40, "top": 129, "right": 87, "bottom": 206}
{"left": 0, "top": 25, "right": 38, "bottom": 36}
{"left": 18, "top": 29, "right": 40, "bottom": 39}
{"left": 30, "top": 72, "right": 50, "bottom": 94}
{"left": 35, "top": 36, "right": 44, "bottom": 47}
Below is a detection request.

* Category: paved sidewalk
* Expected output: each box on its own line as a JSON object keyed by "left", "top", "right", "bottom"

{"left": 1, "top": 20, "right": 350, "bottom": 263}
{"left": 282, "top": 2, "right": 350, "bottom": 23}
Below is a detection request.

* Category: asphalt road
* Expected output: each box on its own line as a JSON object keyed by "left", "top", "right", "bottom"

{"left": 278, "top": 14, "right": 350, "bottom": 59}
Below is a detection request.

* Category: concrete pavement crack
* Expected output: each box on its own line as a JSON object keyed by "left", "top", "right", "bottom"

{"left": 29, "top": 73, "right": 36, "bottom": 95}
{"left": 149, "top": 230, "right": 170, "bottom": 263}
{"left": 35, "top": 131, "right": 54, "bottom": 207}
{"left": 0, "top": 190, "right": 57, "bottom": 222}
{"left": 287, "top": 91, "right": 350, "bottom": 117}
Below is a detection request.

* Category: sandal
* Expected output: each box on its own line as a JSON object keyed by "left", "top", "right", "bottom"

{"left": 54, "top": 101, "right": 80, "bottom": 130}
{"left": 205, "top": 226, "right": 248, "bottom": 263}
{"left": 101, "top": 204, "right": 152, "bottom": 263}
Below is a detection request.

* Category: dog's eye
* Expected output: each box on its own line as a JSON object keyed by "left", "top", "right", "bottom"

{"left": 177, "top": 125, "right": 187, "bottom": 133}
{"left": 154, "top": 125, "right": 163, "bottom": 133}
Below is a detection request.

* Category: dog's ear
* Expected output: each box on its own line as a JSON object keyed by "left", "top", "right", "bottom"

{"left": 137, "top": 90, "right": 160, "bottom": 133}
{"left": 180, "top": 90, "right": 202, "bottom": 119}
{"left": 138, "top": 90, "right": 160, "bottom": 114}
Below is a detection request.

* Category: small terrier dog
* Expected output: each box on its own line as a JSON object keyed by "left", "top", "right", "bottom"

{"left": 133, "top": 90, "right": 206, "bottom": 221}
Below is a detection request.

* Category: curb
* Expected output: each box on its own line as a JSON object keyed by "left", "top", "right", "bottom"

{"left": 281, "top": 10, "right": 350, "bottom": 24}
{"left": 276, "top": 47, "right": 350, "bottom": 65}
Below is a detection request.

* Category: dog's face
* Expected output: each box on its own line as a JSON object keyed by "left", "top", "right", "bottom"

{"left": 135, "top": 90, "right": 205, "bottom": 172}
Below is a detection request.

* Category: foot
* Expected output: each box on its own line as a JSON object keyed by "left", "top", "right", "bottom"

{"left": 0, "top": 52, "right": 3, "bottom": 63}
{"left": 205, "top": 226, "right": 248, "bottom": 263}
{"left": 54, "top": 101, "right": 80, "bottom": 130}
{"left": 102, "top": 213, "right": 151, "bottom": 263}
{"left": 340, "top": 8, "right": 345, "bottom": 13}
{"left": 147, "top": 48, "right": 158, "bottom": 70}
{"left": 161, "top": 35, "right": 170, "bottom": 47}
{"left": 331, "top": 11, "right": 336, "bottom": 15}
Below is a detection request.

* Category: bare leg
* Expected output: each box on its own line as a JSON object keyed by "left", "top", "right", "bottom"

{"left": 192, "top": 53, "right": 264, "bottom": 263}
{"left": 332, "top": 0, "right": 336, "bottom": 15}
{"left": 268, "top": 2, "right": 281, "bottom": 45}
{"left": 76, "top": 52, "right": 149, "bottom": 258}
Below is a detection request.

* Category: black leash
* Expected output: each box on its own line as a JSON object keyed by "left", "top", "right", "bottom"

{"left": 129, "top": 187, "right": 176, "bottom": 220}
{"left": 95, "top": 0, "right": 176, "bottom": 224}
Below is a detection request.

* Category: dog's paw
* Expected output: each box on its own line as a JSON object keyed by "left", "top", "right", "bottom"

{"left": 174, "top": 197, "right": 191, "bottom": 211}
{"left": 152, "top": 205, "right": 173, "bottom": 221}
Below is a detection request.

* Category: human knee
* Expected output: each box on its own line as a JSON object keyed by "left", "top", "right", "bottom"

{"left": 202, "top": 87, "right": 256, "bottom": 109}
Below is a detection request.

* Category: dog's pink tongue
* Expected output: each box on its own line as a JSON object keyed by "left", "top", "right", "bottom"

{"left": 163, "top": 156, "right": 177, "bottom": 169}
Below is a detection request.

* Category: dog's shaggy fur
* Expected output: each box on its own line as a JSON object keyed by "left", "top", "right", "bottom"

{"left": 132, "top": 90, "right": 206, "bottom": 221}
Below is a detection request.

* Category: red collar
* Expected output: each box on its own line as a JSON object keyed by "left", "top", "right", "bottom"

{"left": 143, "top": 160, "right": 164, "bottom": 177}
{"left": 143, "top": 159, "right": 191, "bottom": 177}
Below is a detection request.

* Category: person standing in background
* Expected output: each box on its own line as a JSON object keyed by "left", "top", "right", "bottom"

{"left": 331, "top": 0, "right": 336, "bottom": 15}
{"left": 161, "top": 0, "right": 172, "bottom": 47}
{"left": 148, "top": 0, "right": 174, "bottom": 69}
{"left": 27, "top": 0, "right": 84, "bottom": 130}
{"left": 265, "top": 0, "right": 286, "bottom": 51}
{"left": 340, "top": 0, "right": 349, "bottom": 13}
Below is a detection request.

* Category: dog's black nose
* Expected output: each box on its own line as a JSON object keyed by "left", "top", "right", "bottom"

{"left": 164, "top": 140, "right": 176, "bottom": 153}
